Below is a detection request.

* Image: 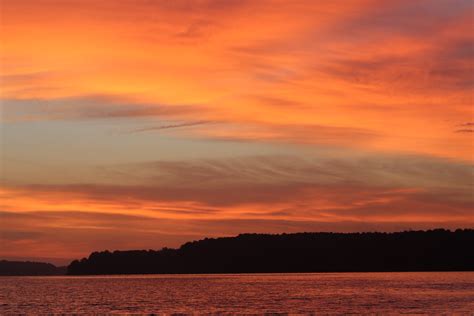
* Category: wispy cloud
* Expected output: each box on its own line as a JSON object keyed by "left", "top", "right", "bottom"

{"left": 131, "top": 120, "right": 214, "bottom": 133}
{"left": 0, "top": 95, "right": 208, "bottom": 121}
{"left": 1, "top": 0, "right": 473, "bottom": 260}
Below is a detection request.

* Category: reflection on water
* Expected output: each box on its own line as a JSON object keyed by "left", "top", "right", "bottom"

{"left": 1, "top": 272, "right": 473, "bottom": 314}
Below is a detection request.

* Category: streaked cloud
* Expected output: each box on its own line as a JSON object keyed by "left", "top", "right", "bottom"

{"left": 2, "top": 0, "right": 472, "bottom": 159}
{"left": 2, "top": 153, "right": 472, "bottom": 221}
{"left": 131, "top": 120, "right": 213, "bottom": 133}
{"left": 1, "top": 0, "right": 472, "bottom": 260}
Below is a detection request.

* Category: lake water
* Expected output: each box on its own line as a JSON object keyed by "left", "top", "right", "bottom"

{"left": 1, "top": 272, "right": 473, "bottom": 314}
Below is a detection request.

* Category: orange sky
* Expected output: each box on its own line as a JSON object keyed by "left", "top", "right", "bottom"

{"left": 0, "top": 0, "right": 473, "bottom": 263}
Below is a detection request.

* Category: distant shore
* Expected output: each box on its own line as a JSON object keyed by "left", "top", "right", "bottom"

{"left": 68, "top": 229, "right": 473, "bottom": 275}
{"left": 0, "top": 260, "right": 66, "bottom": 276}
{"left": 2, "top": 229, "right": 472, "bottom": 276}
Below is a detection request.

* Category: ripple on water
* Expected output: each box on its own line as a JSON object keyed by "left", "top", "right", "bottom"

{"left": 0, "top": 272, "right": 473, "bottom": 314}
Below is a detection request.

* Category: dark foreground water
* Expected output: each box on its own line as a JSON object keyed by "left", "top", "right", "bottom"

{"left": 1, "top": 272, "right": 473, "bottom": 314}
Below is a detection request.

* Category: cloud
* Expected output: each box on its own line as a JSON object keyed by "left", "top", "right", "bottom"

{"left": 0, "top": 210, "right": 203, "bottom": 260}
{"left": 335, "top": 0, "right": 472, "bottom": 37}
{"left": 320, "top": 37, "right": 473, "bottom": 94}
{"left": 1, "top": 210, "right": 471, "bottom": 261}
{"left": 2, "top": 148, "right": 472, "bottom": 260}
{"left": 1, "top": 0, "right": 472, "bottom": 160}
{"left": 0, "top": 95, "right": 208, "bottom": 122}
{"left": 131, "top": 153, "right": 473, "bottom": 189}
{"left": 0, "top": 71, "right": 53, "bottom": 86}
{"left": 0, "top": 230, "right": 44, "bottom": 241}
{"left": 191, "top": 122, "right": 380, "bottom": 147}
{"left": 131, "top": 120, "right": 214, "bottom": 133}
{"left": 2, "top": 153, "right": 472, "bottom": 217}
{"left": 456, "top": 123, "right": 474, "bottom": 133}
{"left": 175, "top": 20, "right": 215, "bottom": 40}
{"left": 1, "top": 0, "right": 473, "bottom": 261}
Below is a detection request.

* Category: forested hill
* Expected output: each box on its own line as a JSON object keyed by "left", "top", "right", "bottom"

{"left": 67, "top": 229, "right": 474, "bottom": 275}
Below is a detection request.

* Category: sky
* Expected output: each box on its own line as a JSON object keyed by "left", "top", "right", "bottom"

{"left": 0, "top": 0, "right": 473, "bottom": 264}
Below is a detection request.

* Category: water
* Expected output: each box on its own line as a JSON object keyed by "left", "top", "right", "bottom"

{"left": 1, "top": 272, "right": 473, "bottom": 314}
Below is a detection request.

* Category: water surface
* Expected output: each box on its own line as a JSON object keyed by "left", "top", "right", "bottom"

{"left": 1, "top": 272, "right": 473, "bottom": 314}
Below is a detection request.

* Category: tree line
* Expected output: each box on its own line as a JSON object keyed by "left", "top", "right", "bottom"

{"left": 67, "top": 229, "right": 474, "bottom": 275}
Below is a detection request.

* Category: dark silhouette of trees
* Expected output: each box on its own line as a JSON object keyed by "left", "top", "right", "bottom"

{"left": 0, "top": 260, "right": 66, "bottom": 276}
{"left": 67, "top": 229, "right": 474, "bottom": 275}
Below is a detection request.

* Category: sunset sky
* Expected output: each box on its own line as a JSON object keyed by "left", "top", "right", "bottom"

{"left": 1, "top": 0, "right": 473, "bottom": 264}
